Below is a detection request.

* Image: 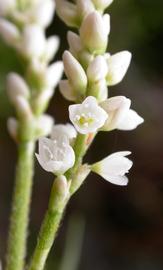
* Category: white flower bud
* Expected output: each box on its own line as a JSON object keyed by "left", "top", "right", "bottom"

{"left": 59, "top": 80, "right": 76, "bottom": 102}
{"left": 100, "top": 96, "right": 131, "bottom": 131}
{"left": 63, "top": 51, "right": 87, "bottom": 95}
{"left": 88, "top": 79, "right": 108, "bottom": 102}
{"left": 45, "top": 61, "right": 63, "bottom": 89}
{"left": 0, "top": 19, "right": 20, "bottom": 46}
{"left": 36, "top": 114, "right": 54, "bottom": 137}
{"left": 14, "top": 96, "right": 32, "bottom": 120}
{"left": 87, "top": 55, "right": 108, "bottom": 83}
{"left": 76, "top": 0, "right": 95, "bottom": 20}
{"left": 32, "top": 0, "right": 55, "bottom": 27}
{"left": 36, "top": 136, "right": 75, "bottom": 174}
{"left": 55, "top": 0, "right": 78, "bottom": 27}
{"left": 92, "top": 151, "right": 133, "bottom": 186}
{"left": 67, "top": 31, "right": 82, "bottom": 58}
{"left": 117, "top": 109, "right": 144, "bottom": 131}
{"left": 103, "top": 14, "right": 111, "bottom": 35}
{"left": 69, "top": 96, "right": 108, "bottom": 134}
{"left": 0, "top": 0, "right": 15, "bottom": 16}
{"left": 50, "top": 175, "right": 69, "bottom": 208}
{"left": 106, "top": 51, "right": 132, "bottom": 86}
{"left": 44, "top": 36, "right": 60, "bottom": 62}
{"left": 18, "top": 25, "right": 46, "bottom": 59}
{"left": 51, "top": 123, "right": 77, "bottom": 143}
{"left": 80, "top": 11, "right": 108, "bottom": 54}
{"left": 6, "top": 73, "right": 30, "bottom": 104}
{"left": 92, "top": 0, "right": 113, "bottom": 11}
{"left": 7, "top": 117, "right": 18, "bottom": 140}
{"left": 100, "top": 96, "right": 144, "bottom": 131}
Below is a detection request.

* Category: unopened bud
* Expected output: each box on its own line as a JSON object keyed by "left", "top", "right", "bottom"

{"left": 46, "top": 61, "right": 63, "bottom": 88}
{"left": 88, "top": 79, "right": 108, "bottom": 102}
{"left": 55, "top": 0, "right": 78, "bottom": 28}
{"left": 67, "top": 31, "right": 82, "bottom": 58}
{"left": 44, "top": 36, "right": 60, "bottom": 62}
{"left": 32, "top": 0, "right": 55, "bottom": 27}
{"left": 80, "top": 11, "right": 108, "bottom": 54}
{"left": 87, "top": 55, "right": 108, "bottom": 83}
{"left": 35, "top": 114, "right": 54, "bottom": 137}
{"left": 15, "top": 96, "right": 33, "bottom": 121}
{"left": 6, "top": 73, "right": 30, "bottom": 104}
{"left": 63, "top": 51, "right": 87, "bottom": 95}
{"left": 50, "top": 175, "right": 69, "bottom": 209}
{"left": 77, "top": 0, "right": 95, "bottom": 21}
{"left": 0, "top": 19, "right": 19, "bottom": 46}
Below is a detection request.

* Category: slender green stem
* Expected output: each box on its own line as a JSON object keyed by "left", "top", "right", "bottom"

{"left": 6, "top": 141, "right": 35, "bottom": 270}
{"left": 28, "top": 179, "right": 69, "bottom": 270}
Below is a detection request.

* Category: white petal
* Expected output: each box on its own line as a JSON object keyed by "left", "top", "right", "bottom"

{"left": 106, "top": 51, "right": 132, "bottom": 86}
{"left": 46, "top": 61, "right": 63, "bottom": 88}
{"left": 51, "top": 124, "right": 77, "bottom": 141}
{"left": 37, "top": 114, "right": 54, "bottom": 137}
{"left": 117, "top": 109, "right": 144, "bottom": 130}
{"left": 100, "top": 96, "right": 131, "bottom": 131}
{"left": 87, "top": 55, "right": 108, "bottom": 83}
{"left": 103, "top": 175, "right": 129, "bottom": 186}
{"left": 33, "top": 0, "right": 55, "bottom": 27}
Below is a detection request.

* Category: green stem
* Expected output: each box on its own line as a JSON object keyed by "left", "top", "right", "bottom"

{"left": 28, "top": 179, "right": 69, "bottom": 270}
{"left": 6, "top": 141, "right": 35, "bottom": 270}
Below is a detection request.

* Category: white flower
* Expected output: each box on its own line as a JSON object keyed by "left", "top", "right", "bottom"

{"left": 106, "top": 51, "right": 132, "bottom": 86}
{"left": 36, "top": 136, "right": 75, "bottom": 174}
{"left": 80, "top": 11, "right": 109, "bottom": 54}
{"left": 36, "top": 114, "right": 54, "bottom": 137}
{"left": 100, "top": 96, "right": 144, "bottom": 131}
{"left": 51, "top": 124, "right": 77, "bottom": 142}
{"left": 69, "top": 96, "right": 108, "bottom": 134}
{"left": 92, "top": 151, "right": 133, "bottom": 186}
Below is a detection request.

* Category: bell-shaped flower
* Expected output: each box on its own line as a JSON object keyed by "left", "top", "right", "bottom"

{"left": 36, "top": 136, "right": 75, "bottom": 174}
{"left": 91, "top": 151, "right": 133, "bottom": 186}
{"left": 106, "top": 51, "right": 132, "bottom": 86}
{"left": 92, "top": 0, "right": 113, "bottom": 11}
{"left": 80, "top": 11, "right": 109, "bottom": 54}
{"left": 51, "top": 124, "right": 77, "bottom": 143}
{"left": 69, "top": 96, "right": 108, "bottom": 134}
{"left": 63, "top": 51, "right": 87, "bottom": 96}
{"left": 100, "top": 96, "right": 144, "bottom": 131}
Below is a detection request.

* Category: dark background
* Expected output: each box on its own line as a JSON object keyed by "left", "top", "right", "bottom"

{"left": 1, "top": 0, "right": 163, "bottom": 269}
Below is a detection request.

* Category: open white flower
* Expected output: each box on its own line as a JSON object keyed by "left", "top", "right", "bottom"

{"left": 100, "top": 96, "right": 144, "bottom": 131}
{"left": 51, "top": 124, "right": 77, "bottom": 143}
{"left": 36, "top": 136, "right": 75, "bottom": 174}
{"left": 106, "top": 51, "right": 132, "bottom": 86}
{"left": 92, "top": 151, "right": 133, "bottom": 186}
{"left": 69, "top": 96, "right": 108, "bottom": 134}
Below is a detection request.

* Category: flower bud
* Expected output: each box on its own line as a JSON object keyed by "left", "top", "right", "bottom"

{"left": 106, "top": 51, "right": 132, "bottom": 86}
{"left": 45, "top": 61, "right": 63, "bottom": 89}
{"left": 0, "top": 0, "right": 15, "bottom": 16}
{"left": 87, "top": 55, "right": 108, "bottom": 83}
{"left": 6, "top": 73, "right": 30, "bottom": 105}
{"left": 32, "top": 0, "right": 55, "bottom": 27}
{"left": 88, "top": 79, "right": 108, "bottom": 102}
{"left": 44, "top": 36, "right": 60, "bottom": 62}
{"left": 0, "top": 19, "right": 19, "bottom": 46}
{"left": 59, "top": 80, "right": 76, "bottom": 102}
{"left": 49, "top": 176, "right": 69, "bottom": 209}
{"left": 14, "top": 96, "right": 33, "bottom": 121}
{"left": 91, "top": 0, "right": 113, "bottom": 11}
{"left": 63, "top": 51, "right": 87, "bottom": 95}
{"left": 67, "top": 31, "right": 82, "bottom": 58}
{"left": 80, "top": 11, "right": 108, "bottom": 54}
{"left": 7, "top": 117, "right": 18, "bottom": 140}
{"left": 76, "top": 0, "right": 95, "bottom": 21}
{"left": 55, "top": 0, "right": 78, "bottom": 28}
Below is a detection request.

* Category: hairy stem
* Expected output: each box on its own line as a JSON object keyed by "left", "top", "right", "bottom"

{"left": 6, "top": 141, "right": 35, "bottom": 270}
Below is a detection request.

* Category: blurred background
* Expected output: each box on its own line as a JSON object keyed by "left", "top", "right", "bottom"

{"left": 1, "top": 0, "right": 163, "bottom": 269}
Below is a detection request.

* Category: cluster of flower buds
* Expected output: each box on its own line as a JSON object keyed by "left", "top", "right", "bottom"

{"left": 35, "top": 0, "right": 144, "bottom": 187}
{"left": 0, "top": 0, "right": 63, "bottom": 141}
